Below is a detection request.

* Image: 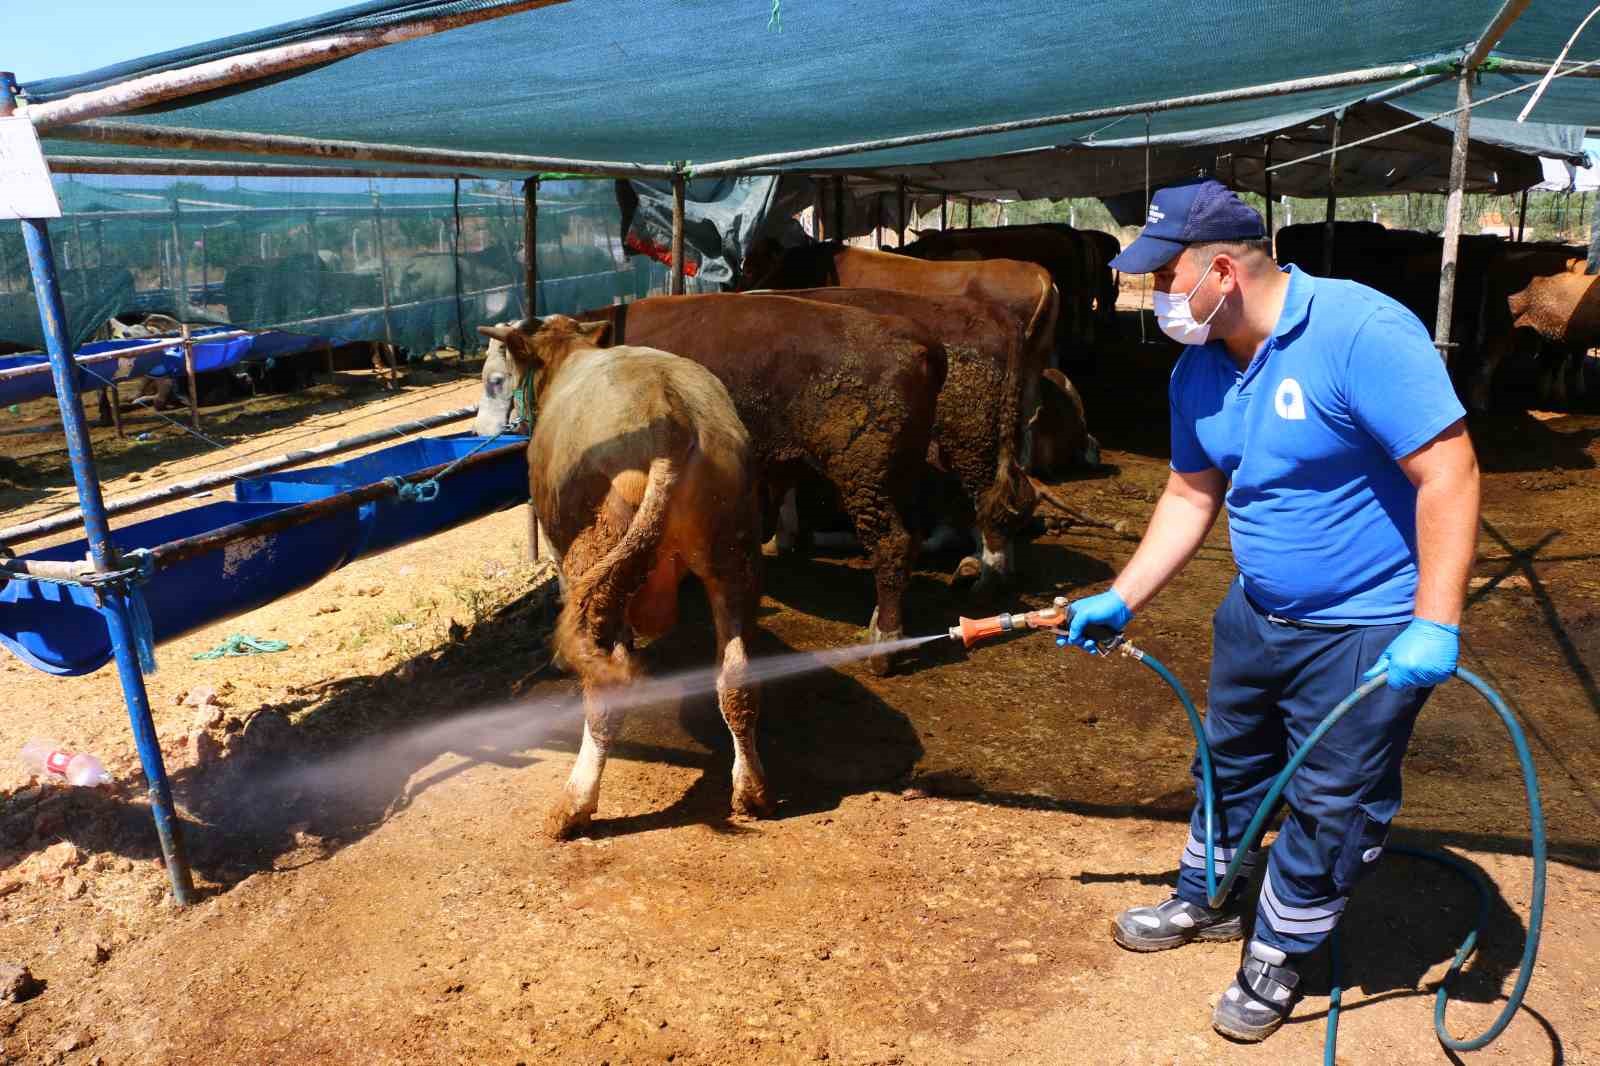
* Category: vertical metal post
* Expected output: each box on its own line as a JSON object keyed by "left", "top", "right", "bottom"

{"left": 451, "top": 179, "right": 467, "bottom": 357}
{"left": 95, "top": 218, "right": 105, "bottom": 271}
{"left": 369, "top": 188, "right": 395, "bottom": 349}
{"left": 305, "top": 211, "right": 321, "bottom": 325}
{"left": 70, "top": 210, "right": 90, "bottom": 311}
{"left": 1263, "top": 138, "right": 1274, "bottom": 245}
{"left": 179, "top": 323, "right": 201, "bottom": 432}
{"left": 874, "top": 193, "right": 883, "bottom": 248}
{"left": 1586, "top": 190, "right": 1600, "bottom": 274}
{"left": 670, "top": 173, "right": 687, "bottom": 295}
{"left": 897, "top": 179, "right": 908, "bottom": 247}
{"left": 966, "top": 197, "right": 973, "bottom": 227}
{"left": 169, "top": 199, "right": 187, "bottom": 316}
{"left": 832, "top": 176, "right": 845, "bottom": 243}
{"left": 522, "top": 177, "right": 539, "bottom": 319}
{"left": 1436, "top": 72, "right": 1474, "bottom": 357}
{"left": 1, "top": 73, "right": 194, "bottom": 906}
{"left": 521, "top": 174, "right": 542, "bottom": 558}
{"left": 940, "top": 194, "right": 947, "bottom": 231}
{"left": 1516, "top": 187, "right": 1529, "bottom": 242}
{"left": 200, "top": 227, "right": 209, "bottom": 303}
{"left": 1323, "top": 110, "right": 1343, "bottom": 277}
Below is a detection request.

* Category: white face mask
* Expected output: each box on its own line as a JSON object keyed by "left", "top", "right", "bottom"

{"left": 1152, "top": 257, "right": 1224, "bottom": 346}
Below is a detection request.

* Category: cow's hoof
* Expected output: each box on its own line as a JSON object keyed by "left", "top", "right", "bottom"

{"left": 866, "top": 608, "right": 902, "bottom": 677}
{"left": 731, "top": 777, "right": 774, "bottom": 819}
{"left": 543, "top": 796, "right": 592, "bottom": 841}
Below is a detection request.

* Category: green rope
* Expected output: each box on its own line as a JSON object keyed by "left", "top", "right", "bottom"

{"left": 192, "top": 633, "right": 290, "bottom": 660}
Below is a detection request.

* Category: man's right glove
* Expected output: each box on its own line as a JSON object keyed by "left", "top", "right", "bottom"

{"left": 1065, "top": 588, "right": 1133, "bottom": 653}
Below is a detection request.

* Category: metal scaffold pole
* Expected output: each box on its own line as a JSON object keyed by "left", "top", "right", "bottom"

{"left": 1, "top": 71, "right": 195, "bottom": 906}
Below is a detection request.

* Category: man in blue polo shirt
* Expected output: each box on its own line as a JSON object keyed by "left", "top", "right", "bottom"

{"left": 1065, "top": 180, "right": 1480, "bottom": 1042}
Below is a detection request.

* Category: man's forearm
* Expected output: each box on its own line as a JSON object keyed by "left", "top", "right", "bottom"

{"left": 1401, "top": 424, "right": 1480, "bottom": 628}
{"left": 1113, "top": 482, "right": 1224, "bottom": 613}
{"left": 1413, "top": 469, "right": 1479, "bottom": 627}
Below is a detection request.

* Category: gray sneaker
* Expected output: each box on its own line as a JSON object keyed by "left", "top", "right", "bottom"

{"left": 1110, "top": 894, "right": 1245, "bottom": 952}
{"left": 1212, "top": 940, "right": 1301, "bottom": 1042}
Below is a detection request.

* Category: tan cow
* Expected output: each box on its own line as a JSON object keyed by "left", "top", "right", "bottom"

{"left": 477, "top": 316, "right": 766, "bottom": 839}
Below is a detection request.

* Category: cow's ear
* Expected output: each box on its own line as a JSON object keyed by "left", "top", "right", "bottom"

{"left": 579, "top": 320, "right": 610, "bottom": 345}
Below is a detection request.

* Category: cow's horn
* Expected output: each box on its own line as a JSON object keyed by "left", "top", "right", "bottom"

{"left": 477, "top": 324, "right": 512, "bottom": 341}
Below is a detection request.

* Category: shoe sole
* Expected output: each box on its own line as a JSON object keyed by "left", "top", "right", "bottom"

{"left": 1212, "top": 1014, "right": 1286, "bottom": 1043}
{"left": 1109, "top": 917, "right": 1243, "bottom": 953}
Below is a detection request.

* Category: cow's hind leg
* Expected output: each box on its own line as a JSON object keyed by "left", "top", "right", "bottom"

{"left": 704, "top": 563, "right": 771, "bottom": 819}
{"left": 545, "top": 644, "right": 635, "bottom": 840}
{"left": 848, "top": 492, "right": 913, "bottom": 677}
{"left": 969, "top": 525, "right": 1014, "bottom": 601}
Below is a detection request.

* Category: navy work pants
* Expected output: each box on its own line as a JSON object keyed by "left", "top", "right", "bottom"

{"left": 1174, "top": 580, "right": 1432, "bottom": 956}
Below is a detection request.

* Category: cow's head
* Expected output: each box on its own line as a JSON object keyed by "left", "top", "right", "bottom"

{"left": 474, "top": 315, "right": 608, "bottom": 436}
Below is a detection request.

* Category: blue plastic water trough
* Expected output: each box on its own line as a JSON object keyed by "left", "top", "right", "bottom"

{"left": 0, "top": 329, "right": 331, "bottom": 408}
{"left": 0, "top": 433, "right": 528, "bottom": 676}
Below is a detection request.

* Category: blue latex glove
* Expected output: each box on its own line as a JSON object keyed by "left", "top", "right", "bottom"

{"left": 1362, "top": 618, "right": 1459, "bottom": 690}
{"left": 1064, "top": 588, "right": 1133, "bottom": 653}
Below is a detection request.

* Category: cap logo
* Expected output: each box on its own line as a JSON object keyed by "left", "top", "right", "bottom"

{"left": 1147, "top": 205, "right": 1165, "bottom": 224}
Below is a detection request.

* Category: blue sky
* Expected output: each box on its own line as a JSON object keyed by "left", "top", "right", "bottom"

{"left": 7, "top": 1, "right": 342, "bottom": 82}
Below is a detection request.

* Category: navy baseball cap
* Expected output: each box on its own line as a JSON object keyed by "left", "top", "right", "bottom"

{"left": 1110, "top": 179, "right": 1266, "bottom": 274}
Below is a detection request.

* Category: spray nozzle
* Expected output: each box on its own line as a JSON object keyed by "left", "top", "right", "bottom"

{"left": 948, "top": 597, "right": 1123, "bottom": 650}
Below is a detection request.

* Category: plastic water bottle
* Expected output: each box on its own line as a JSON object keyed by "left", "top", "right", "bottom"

{"left": 19, "top": 740, "right": 111, "bottom": 787}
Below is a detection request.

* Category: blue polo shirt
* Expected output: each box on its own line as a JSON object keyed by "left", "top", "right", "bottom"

{"left": 1169, "top": 265, "right": 1465, "bottom": 625}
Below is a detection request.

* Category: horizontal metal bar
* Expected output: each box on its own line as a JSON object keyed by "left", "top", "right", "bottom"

{"left": 691, "top": 61, "right": 1425, "bottom": 177}
{"left": 22, "top": 1, "right": 569, "bottom": 128}
{"left": 0, "top": 330, "right": 253, "bottom": 382}
{"left": 47, "top": 155, "right": 494, "bottom": 180}
{"left": 48, "top": 119, "right": 676, "bottom": 180}
{"left": 0, "top": 405, "right": 478, "bottom": 546}
{"left": 148, "top": 439, "right": 525, "bottom": 569}
{"left": 1492, "top": 56, "right": 1600, "bottom": 77}
{"left": 45, "top": 201, "right": 524, "bottom": 222}
{"left": 0, "top": 556, "right": 95, "bottom": 585}
{"left": 1264, "top": 53, "right": 1600, "bottom": 175}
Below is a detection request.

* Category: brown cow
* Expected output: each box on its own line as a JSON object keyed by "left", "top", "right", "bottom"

{"left": 477, "top": 316, "right": 765, "bottom": 839}
{"left": 743, "top": 242, "right": 1057, "bottom": 395}
{"left": 476, "top": 294, "right": 945, "bottom": 674}
{"left": 1506, "top": 270, "right": 1600, "bottom": 409}
{"left": 776, "top": 287, "right": 1038, "bottom": 593}
{"left": 904, "top": 224, "right": 1116, "bottom": 361}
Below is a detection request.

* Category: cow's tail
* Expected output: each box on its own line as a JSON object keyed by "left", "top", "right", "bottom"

{"left": 977, "top": 274, "right": 1054, "bottom": 534}
{"left": 555, "top": 455, "right": 679, "bottom": 690}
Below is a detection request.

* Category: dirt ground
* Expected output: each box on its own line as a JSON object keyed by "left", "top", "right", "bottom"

{"left": 1, "top": 324, "right": 1598, "bottom": 1065}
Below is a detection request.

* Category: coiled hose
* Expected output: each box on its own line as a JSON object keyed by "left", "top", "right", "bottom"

{"left": 1118, "top": 645, "right": 1545, "bottom": 1060}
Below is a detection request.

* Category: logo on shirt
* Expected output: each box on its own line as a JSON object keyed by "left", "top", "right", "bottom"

{"left": 1147, "top": 205, "right": 1165, "bottom": 224}
{"left": 1274, "top": 378, "right": 1307, "bottom": 421}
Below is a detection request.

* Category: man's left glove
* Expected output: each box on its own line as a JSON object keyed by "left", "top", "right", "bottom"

{"left": 1362, "top": 618, "right": 1459, "bottom": 690}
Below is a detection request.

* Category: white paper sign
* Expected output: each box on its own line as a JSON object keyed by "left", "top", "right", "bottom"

{"left": 0, "top": 116, "right": 62, "bottom": 220}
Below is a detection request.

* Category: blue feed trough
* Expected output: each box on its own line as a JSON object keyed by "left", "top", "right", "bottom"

{"left": 0, "top": 433, "right": 528, "bottom": 676}
{"left": 0, "top": 329, "right": 331, "bottom": 408}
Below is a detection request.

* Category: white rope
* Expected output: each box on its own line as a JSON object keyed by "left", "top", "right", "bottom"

{"left": 1517, "top": 3, "right": 1600, "bottom": 122}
